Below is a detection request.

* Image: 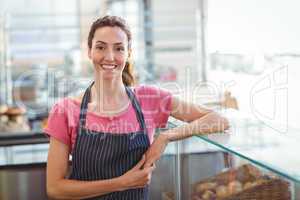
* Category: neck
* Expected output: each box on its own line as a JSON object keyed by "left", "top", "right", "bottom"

{"left": 91, "top": 75, "right": 128, "bottom": 114}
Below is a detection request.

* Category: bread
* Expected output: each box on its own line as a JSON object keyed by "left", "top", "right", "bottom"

{"left": 162, "top": 191, "right": 174, "bottom": 200}
{"left": 227, "top": 180, "right": 243, "bottom": 194}
{"left": 195, "top": 182, "right": 217, "bottom": 193}
{"left": 216, "top": 185, "right": 228, "bottom": 198}
{"left": 201, "top": 190, "right": 216, "bottom": 200}
{"left": 247, "top": 164, "right": 262, "bottom": 178}
{"left": 243, "top": 181, "right": 253, "bottom": 190}
{"left": 0, "top": 115, "right": 9, "bottom": 123}
{"left": 191, "top": 195, "right": 203, "bottom": 200}
{"left": 10, "top": 115, "right": 25, "bottom": 124}
{"left": 0, "top": 105, "right": 8, "bottom": 114}
{"left": 192, "top": 165, "right": 288, "bottom": 200}
{"left": 6, "top": 107, "right": 26, "bottom": 115}
{"left": 5, "top": 121, "right": 30, "bottom": 132}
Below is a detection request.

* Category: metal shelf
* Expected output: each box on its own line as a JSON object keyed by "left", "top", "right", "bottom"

{"left": 0, "top": 131, "right": 48, "bottom": 146}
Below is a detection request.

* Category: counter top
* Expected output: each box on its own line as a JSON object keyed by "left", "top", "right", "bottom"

{"left": 0, "top": 131, "right": 48, "bottom": 146}
{"left": 196, "top": 109, "right": 300, "bottom": 183}
{"left": 2, "top": 110, "right": 300, "bottom": 184}
{"left": 0, "top": 143, "right": 49, "bottom": 169}
{"left": 0, "top": 137, "right": 222, "bottom": 169}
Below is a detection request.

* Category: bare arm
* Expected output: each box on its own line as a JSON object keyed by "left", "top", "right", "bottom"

{"left": 170, "top": 96, "right": 213, "bottom": 123}
{"left": 144, "top": 96, "right": 229, "bottom": 167}
{"left": 47, "top": 137, "right": 154, "bottom": 199}
{"left": 165, "top": 96, "right": 229, "bottom": 141}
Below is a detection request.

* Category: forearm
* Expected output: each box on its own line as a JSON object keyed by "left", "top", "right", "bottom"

{"left": 47, "top": 176, "right": 125, "bottom": 199}
{"left": 162, "top": 111, "right": 229, "bottom": 142}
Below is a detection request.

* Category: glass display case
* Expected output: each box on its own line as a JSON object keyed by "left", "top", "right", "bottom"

{"left": 150, "top": 110, "right": 300, "bottom": 200}
{"left": 1, "top": 109, "right": 300, "bottom": 200}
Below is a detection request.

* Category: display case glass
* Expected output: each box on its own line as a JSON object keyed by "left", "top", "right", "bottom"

{"left": 1, "top": 110, "right": 300, "bottom": 200}
{"left": 152, "top": 110, "right": 300, "bottom": 200}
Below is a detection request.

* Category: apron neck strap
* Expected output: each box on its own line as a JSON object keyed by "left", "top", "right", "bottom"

{"left": 125, "top": 87, "right": 147, "bottom": 134}
{"left": 78, "top": 82, "right": 147, "bottom": 135}
{"left": 78, "top": 82, "right": 94, "bottom": 130}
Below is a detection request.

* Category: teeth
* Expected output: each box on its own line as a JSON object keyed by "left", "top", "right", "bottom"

{"left": 102, "top": 64, "right": 116, "bottom": 69}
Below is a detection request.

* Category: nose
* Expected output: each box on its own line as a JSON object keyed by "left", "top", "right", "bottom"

{"left": 104, "top": 48, "right": 114, "bottom": 61}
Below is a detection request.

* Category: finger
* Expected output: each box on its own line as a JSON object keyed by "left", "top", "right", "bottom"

{"left": 152, "top": 163, "right": 156, "bottom": 169}
{"left": 133, "top": 155, "right": 146, "bottom": 170}
{"left": 136, "top": 185, "right": 147, "bottom": 189}
{"left": 145, "top": 162, "right": 156, "bottom": 169}
{"left": 143, "top": 165, "right": 156, "bottom": 174}
{"left": 147, "top": 180, "right": 151, "bottom": 185}
{"left": 143, "top": 162, "right": 151, "bottom": 168}
{"left": 144, "top": 157, "right": 156, "bottom": 168}
{"left": 149, "top": 165, "right": 156, "bottom": 172}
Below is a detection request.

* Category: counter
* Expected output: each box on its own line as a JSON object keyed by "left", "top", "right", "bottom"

{"left": 1, "top": 110, "right": 300, "bottom": 200}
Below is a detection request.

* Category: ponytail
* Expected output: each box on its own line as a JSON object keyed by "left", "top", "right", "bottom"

{"left": 122, "top": 61, "right": 135, "bottom": 86}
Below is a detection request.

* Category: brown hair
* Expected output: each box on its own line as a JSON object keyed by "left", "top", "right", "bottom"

{"left": 88, "top": 15, "right": 135, "bottom": 86}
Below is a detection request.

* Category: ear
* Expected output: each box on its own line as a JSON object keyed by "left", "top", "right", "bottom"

{"left": 88, "top": 48, "right": 92, "bottom": 59}
{"left": 128, "top": 49, "right": 132, "bottom": 59}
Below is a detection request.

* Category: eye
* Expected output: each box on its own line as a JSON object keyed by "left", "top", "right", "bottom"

{"left": 96, "top": 46, "right": 105, "bottom": 50}
{"left": 115, "top": 46, "right": 125, "bottom": 52}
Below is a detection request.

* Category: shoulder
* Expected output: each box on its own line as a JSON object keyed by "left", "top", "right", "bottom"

{"left": 49, "top": 97, "right": 81, "bottom": 116}
{"left": 132, "top": 85, "right": 173, "bottom": 128}
{"left": 133, "top": 84, "right": 172, "bottom": 97}
{"left": 132, "top": 85, "right": 173, "bottom": 112}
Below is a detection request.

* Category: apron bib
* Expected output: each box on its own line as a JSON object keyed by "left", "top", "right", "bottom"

{"left": 69, "top": 83, "right": 150, "bottom": 200}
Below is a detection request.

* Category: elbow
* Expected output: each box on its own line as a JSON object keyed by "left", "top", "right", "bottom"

{"left": 47, "top": 184, "right": 59, "bottom": 199}
{"left": 47, "top": 182, "right": 66, "bottom": 200}
{"left": 208, "top": 111, "right": 230, "bottom": 132}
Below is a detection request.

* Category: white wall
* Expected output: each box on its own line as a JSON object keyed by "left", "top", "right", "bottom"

{"left": 208, "top": 0, "right": 300, "bottom": 53}
{"left": 152, "top": 0, "right": 201, "bottom": 85}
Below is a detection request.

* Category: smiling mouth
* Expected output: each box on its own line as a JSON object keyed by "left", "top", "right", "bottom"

{"left": 101, "top": 64, "right": 118, "bottom": 70}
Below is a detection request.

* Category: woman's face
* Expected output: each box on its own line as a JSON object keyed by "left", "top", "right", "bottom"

{"left": 88, "top": 26, "right": 130, "bottom": 80}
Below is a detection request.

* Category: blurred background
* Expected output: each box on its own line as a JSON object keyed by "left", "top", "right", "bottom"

{"left": 1, "top": 1, "right": 300, "bottom": 200}
{"left": 0, "top": 0, "right": 299, "bottom": 132}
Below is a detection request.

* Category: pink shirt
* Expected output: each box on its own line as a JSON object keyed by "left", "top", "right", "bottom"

{"left": 44, "top": 85, "right": 172, "bottom": 153}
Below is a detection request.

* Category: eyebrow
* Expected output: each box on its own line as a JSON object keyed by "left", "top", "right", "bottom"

{"left": 95, "top": 41, "right": 124, "bottom": 45}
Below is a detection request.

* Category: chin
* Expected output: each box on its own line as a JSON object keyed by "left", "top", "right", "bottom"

{"left": 97, "top": 72, "right": 121, "bottom": 80}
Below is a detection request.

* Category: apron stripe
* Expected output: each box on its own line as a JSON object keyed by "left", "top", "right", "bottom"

{"left": 69, "top": 82, "right": 150, "bottom": 200}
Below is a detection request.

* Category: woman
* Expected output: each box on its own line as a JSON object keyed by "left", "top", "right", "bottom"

{"left": 45, "top": 15, "right": 229, "bottom": 200}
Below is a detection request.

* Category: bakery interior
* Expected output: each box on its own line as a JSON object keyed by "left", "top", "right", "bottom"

{"left": 1, "top": 0, "right": 300, "bottom": 199}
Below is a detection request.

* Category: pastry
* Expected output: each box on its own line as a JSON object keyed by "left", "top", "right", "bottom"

{"left": 246, "top": 164, "right": 262, "bottom": 178}
{"left": 253, "top": 177, "right": 267, "bottom": 186}
{"left": 9, "top": 115, "right": 25, "bottom": 124}
{"left": 191, "top": 195, "right": 203, "bottom": 200}
{"left": 216, "top": 185, "right": 228, "bottom": 198}
{"left": 195, "top": 182, "right": 217, "bottom": 193}
{"left": 6, "top": 106, "right": 26, "bottom": 115}
{"left": 4, "top": 120, "right": 30, "bottom": 132}
{"left": 162, "top": 191, "right": 174, "bottom": 200}
{"left": 227, "top": 180, "right": 243, "bottom": 194}
{"left": 0, "top": 104, "right": 8, "bottom": 114}
{"left": 0, "top": 115, "right": 9, "bottom": 123}
{"left": 243, "top": 181, "right": 253, "bottom": 190}
{"left": 201, "top": 190, "right": 216, "bottom": 200}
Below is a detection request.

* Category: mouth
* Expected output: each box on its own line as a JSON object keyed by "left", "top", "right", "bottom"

{"left": 100, "top": 64, "right": 118, "bottom": 70}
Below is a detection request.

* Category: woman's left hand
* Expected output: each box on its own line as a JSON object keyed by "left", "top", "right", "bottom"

{"left": 143, "top": 134, "right": 169, "bottom": 168}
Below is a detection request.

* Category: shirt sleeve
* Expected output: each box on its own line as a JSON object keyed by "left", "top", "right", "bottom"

{"left": 136, "top": 85, "right": 173, "bottom": 128}
{"left": 43, "top": 99, "right": 71, "bottom": 148}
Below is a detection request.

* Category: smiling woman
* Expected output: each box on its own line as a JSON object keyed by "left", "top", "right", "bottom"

{"left": 44, "top": 15, "right": 229, "bottom": 200}
{"left": 89, "top": 27, "right": 128, "bottom": 76}
{"left": 87, "top": 16, "right": 135, "bottom": 87}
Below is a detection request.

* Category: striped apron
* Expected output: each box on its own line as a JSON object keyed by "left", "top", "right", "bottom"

{"left": 69, "top": 83, "right": 150, "bottom": 200}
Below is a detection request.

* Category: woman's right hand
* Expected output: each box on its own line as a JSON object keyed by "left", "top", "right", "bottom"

{"left": 47, "top": 138, "right": 154, "bottom": 199}
{"left": 118, "top": 155, "right": 155, "bottom": 190}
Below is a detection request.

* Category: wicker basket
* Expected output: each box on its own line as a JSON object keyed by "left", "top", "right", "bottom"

{"left": 192, "top": 164, "right": 291, "bottom": 200}
{"left": 162, "top": 191, "right": 175, "bottom": 200}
